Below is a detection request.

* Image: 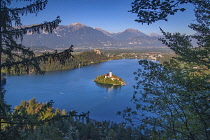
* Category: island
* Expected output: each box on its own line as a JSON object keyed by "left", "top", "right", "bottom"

{"left": 94, "top": 70, "right": 125, "bottom": 86}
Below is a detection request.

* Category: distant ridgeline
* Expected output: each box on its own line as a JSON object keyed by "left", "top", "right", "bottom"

{"left": 94, "top": 70, "right": 125, "bottom": 86}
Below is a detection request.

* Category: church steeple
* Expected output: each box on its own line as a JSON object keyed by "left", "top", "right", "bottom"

{"left": 109, "top": 70, "right": 112, "bottom": 77}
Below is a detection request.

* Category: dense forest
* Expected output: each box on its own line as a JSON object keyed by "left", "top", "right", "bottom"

{"left": 118, "top": 0, "right": 210, "bottom": 139}
{"left": 1, "top": 98, "right": 144, "bottom": 139}
{"left": 2, "top": 51, "right": 110, "bottom": 75}
{"left": 40, "top": 51, "right": 109, "bottom": 72}
{"left": 1, "top": 0, "right": 209, "bottom": 139}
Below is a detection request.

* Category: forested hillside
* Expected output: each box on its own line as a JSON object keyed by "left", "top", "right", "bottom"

{"left": 1, "top": 98, "right": 144, "bottom": 139}
{"left": 2, "top": 51, "right": 110, "bottom": 75}
{"left": 40, "top": 51, "right": 109, "bottom": 72}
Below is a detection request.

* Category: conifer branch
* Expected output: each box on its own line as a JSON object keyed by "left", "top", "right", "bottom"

{"left": 1, "top": 17, "right": 61, "bottom": 39}
{"left": 1, "top": 46, "right": 74, "bottom": 74}
{"left": 9, "top": 0, "right": 48, "bottom": 16}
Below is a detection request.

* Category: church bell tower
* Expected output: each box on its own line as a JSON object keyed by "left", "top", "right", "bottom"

{"left": 109, "top": 70, "right": 112, "bottom": 77}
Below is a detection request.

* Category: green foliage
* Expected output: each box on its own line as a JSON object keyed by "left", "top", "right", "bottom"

{"left": 94, "top": 74, "right": 125, "bottom": 85}
{"left": 0, "top": 50, "right": 112, "bottom": 75}
{"left": 118, "top": 0, "right": 210, "bottom": 139}
{"left": 159, "top": 53, "right": 176, "bottom": 64}
{"left": 1, "top": 98, "right": 90, "bottom": 139}
{"left": 25, "top": 119, "right": 146, "bottom": 140}
{"left": 122, "top": 60, "right": 210, "bottom": 139}
{"left": 26, "top": 123, "right": 64, "bottom": 140}
{"left": 130, "top": 0, "right": 194, "bottom": 24}
{"left": 61, "top": 109, "right": 67, "bottom": 116}
{"left": 14, "top": 98, "right": 55, "bottom": 120}
{"left": 0, "top": 0, "right": 74, "bottom": 77}
{"left": 39, "top": 51, "right": 109, "bottom": 72}
{"left": 1, "top": 98, "right": 145, "bottom": 140}
{"left": 0, "top": 0, "right": 73, "bottom": 139}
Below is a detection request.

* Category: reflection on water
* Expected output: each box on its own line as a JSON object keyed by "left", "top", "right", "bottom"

{"left": 95, "top": 82, "right": 122, "bottom": 93}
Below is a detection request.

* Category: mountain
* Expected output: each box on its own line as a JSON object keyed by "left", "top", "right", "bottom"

{"left": 22, "top": 23, "right": 114, "bottom": 48}
{"left": 114, "top": 28, "right": 148, "bottom": 41}
{"left": 22, "top": 22, "right": 165, "bottom": 48}
{"left": 94, "top": 27, "right": 115, "bottom": 37}
{"left": 149, "top": 33, "right": 162, "bottom": 37}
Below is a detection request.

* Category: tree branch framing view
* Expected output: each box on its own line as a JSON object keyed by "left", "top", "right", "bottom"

{"left": 119, "top": 0, "right": 210, "bottom": 139}
{"left": 0, "top": 0, "right": 210, "bottom": 139}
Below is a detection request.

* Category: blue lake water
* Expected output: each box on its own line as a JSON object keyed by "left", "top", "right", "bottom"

{"left": 4, "top": 59, "right": 143, "bottom": 123}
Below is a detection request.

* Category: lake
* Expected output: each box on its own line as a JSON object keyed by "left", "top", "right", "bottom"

{"left": 4, "top": 59, "right": 143, "bottom": 123}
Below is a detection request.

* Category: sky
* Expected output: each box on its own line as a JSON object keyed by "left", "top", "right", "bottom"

{"left": 16, "top": 0, "right": 196, "bottom": 35}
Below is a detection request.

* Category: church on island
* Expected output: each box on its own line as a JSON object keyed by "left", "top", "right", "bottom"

{"left": 94, "top": 70, "right": 125, "bottom": 86}
{"left": 104, "top": 70, "right": 119, "bottom": 80}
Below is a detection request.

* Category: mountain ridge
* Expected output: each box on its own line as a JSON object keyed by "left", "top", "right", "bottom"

{"left": 22, "top": 22, "right": 164, "bottom": 48}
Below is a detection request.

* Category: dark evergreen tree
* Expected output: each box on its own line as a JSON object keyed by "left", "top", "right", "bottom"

{"left": 0, "top": 0, "right": 73, "bottom": 139}
{"left": 120, "top": 0, "right": 210, "bottom": 139}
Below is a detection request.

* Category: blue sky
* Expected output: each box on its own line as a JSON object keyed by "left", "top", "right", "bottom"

{"left": 17, "top": 0, "right": 196, "bottom": 35}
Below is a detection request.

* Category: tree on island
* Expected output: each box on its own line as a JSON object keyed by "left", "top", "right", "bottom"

{"left": 119, "top": 0, "right": 210, "bottom": 139}
{"left": 0, "top": 0, "right": 73, "bottom": 138}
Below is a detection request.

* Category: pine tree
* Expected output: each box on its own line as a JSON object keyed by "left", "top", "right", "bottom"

{"left": 120, "top": 0, "right": 210, "bottom": 139}
{"left": 0, "top": 0, "right": 73, "bottom": 138}
{"left": 61, "top": 109, "right": 67, "bottom": 116}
